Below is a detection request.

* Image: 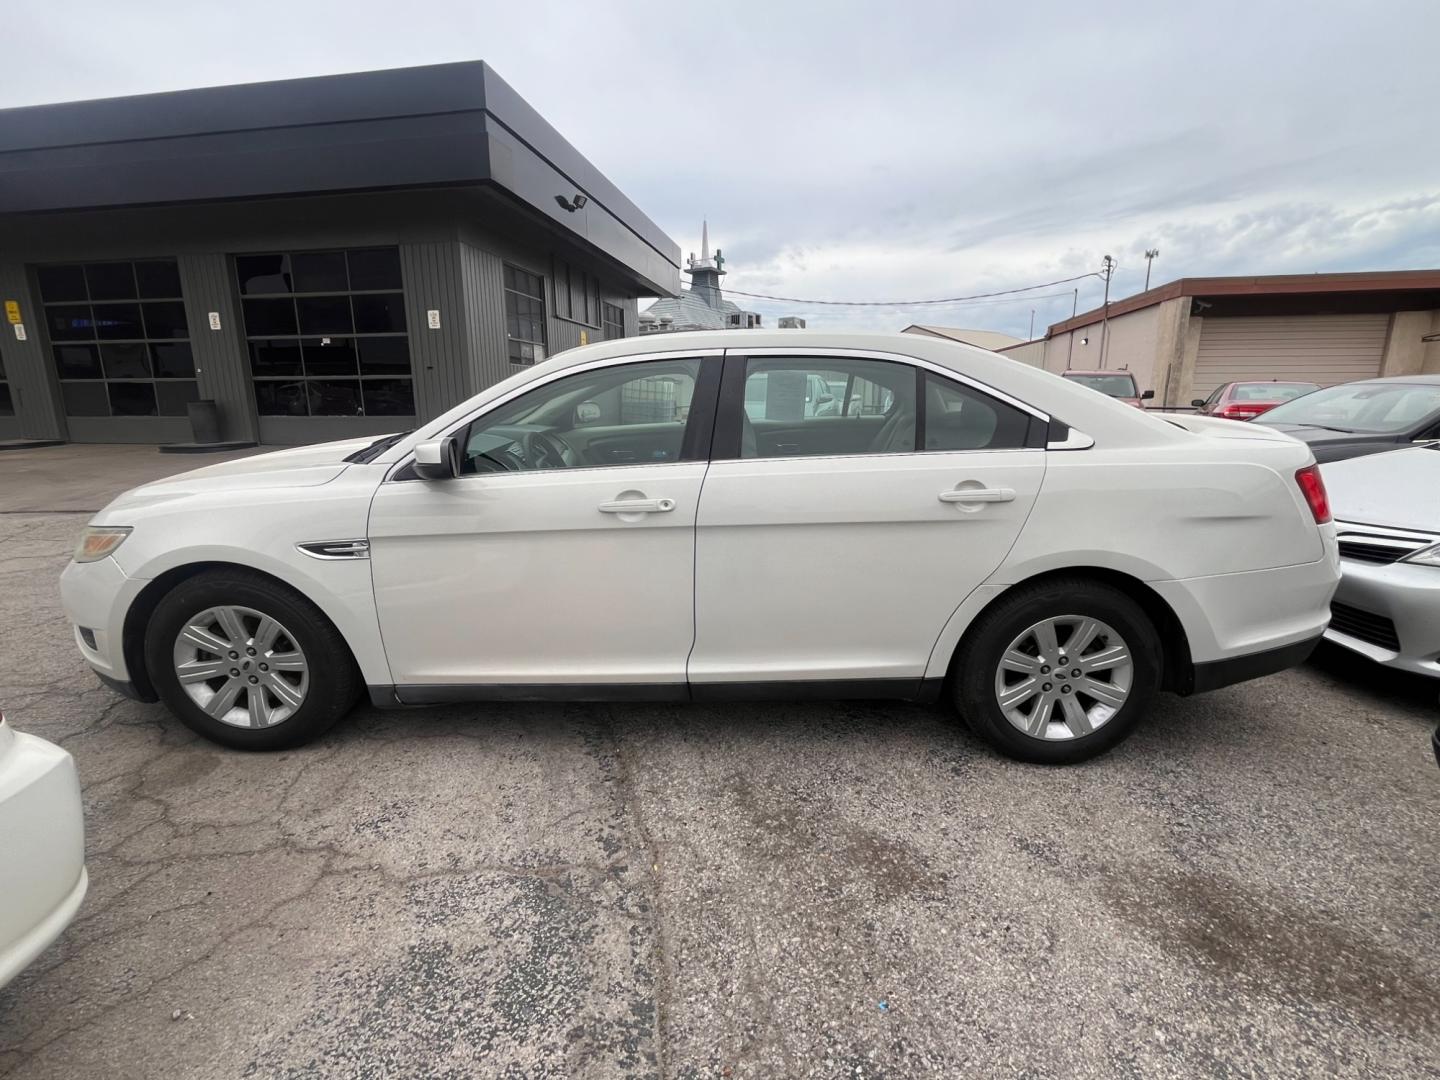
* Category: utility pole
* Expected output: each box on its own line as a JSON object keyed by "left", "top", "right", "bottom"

{"left": 1144, "top": 248, "right": 1159, "bottom": 291}
{"left": 1099, "top": 255, "right": 1115, "bottom": 368}
{"left": 1028, "top": 309, "right": 1035, "bottom": 341}
{"left": 1066, "top": 288, "right": 1077, "bottom": 369}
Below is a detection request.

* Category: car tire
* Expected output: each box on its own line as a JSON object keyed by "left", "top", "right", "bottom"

{"left": 144, "top": 568, "right": 363, "bottom": 751}
{"left": 953, "top": 578, "right": 1161, "bottom": 765}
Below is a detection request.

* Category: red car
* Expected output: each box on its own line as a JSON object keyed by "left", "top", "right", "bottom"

{"left": 1193, "top": 380, "right": 1320, "bottom": 421}
{"left": 1059, "top": 369, "right": 1153, "bottom": 408}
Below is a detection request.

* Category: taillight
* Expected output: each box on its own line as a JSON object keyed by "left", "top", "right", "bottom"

{"left": 1295, "top": 465, "right": 1331, "bottom": 524}
{"left": 1218, "top": 404, "right": 1266, "bottom": 420}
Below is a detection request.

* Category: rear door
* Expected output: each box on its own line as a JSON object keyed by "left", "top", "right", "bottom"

{"left": 689, "top": 349, "right": 1049, "bottom": 691}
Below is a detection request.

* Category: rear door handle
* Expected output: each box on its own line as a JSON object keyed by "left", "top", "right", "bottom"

{"left": 939, "top": 487, "right": 1015, "bottom": 504}
{"left": 598, "top": 498, "right": 676, "bottom": 514}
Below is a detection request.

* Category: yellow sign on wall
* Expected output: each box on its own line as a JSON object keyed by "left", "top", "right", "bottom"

{"left": 3, "top": 300, "right": 19, "bottom": 325}
{"left": 579, "top": 330, "right": 589, "bottom": 346}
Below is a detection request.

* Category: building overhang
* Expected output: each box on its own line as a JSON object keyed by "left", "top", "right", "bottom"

{"left": 0, "top": 61, "right": 680, "bottom": 296}
{"left": 1047, "top": 269, "right": 1440, "bottom": 337}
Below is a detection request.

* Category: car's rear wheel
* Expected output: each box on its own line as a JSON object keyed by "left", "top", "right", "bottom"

{"left": 954, "top": 579, "right": 1161, "bottom": 764}
{"left": 144, "top": 569, "right": 362, "bottom": 750}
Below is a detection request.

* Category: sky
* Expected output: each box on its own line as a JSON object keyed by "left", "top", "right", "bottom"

{"left": 5, "top": 0, "right": 1439, "bottom": 338}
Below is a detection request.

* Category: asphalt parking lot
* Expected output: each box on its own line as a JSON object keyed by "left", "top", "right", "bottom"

{"left": 1, "top": 444, "right": 1437, "bottom": 1079}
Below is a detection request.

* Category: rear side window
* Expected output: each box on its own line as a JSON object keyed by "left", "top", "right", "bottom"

{"left": 738, "top": 356, "right": 915, "bottom": 459}
{"left": 923, "top": 374, "right": 1031, "bottom": 450}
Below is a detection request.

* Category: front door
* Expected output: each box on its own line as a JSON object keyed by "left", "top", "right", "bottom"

{"left": 690, "top": 351, "right": 1047, "bottom": 688}
{"left": 368, "top": 354, "right": 718, "bottom": 694}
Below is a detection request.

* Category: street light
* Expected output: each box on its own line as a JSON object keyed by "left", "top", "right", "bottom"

{"left": 1144, "top": 248, "right": 1160, "bottom": 291}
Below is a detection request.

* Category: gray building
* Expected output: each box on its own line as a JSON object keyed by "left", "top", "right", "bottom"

{"left": 0, "top": 61, "right": 679, "bottom": 446}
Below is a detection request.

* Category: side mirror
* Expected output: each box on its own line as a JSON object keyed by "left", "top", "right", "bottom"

{"left": 413, "top": 435, "right": 461, "bottom": 480}
{"left": 1141, "top": 389, "right": 1155, "bottom": 400}
{"left": 1191, "top": 398, "right": 1206, "bottom": 408}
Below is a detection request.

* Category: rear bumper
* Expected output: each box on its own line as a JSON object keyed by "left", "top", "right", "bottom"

{"left": 1187, "top": 634, "right": 1322, "bottom": 694}
{"left": 0, "top": 724, "right": 87, "bottom": 988}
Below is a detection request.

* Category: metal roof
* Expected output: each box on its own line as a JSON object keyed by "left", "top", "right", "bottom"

{"left": 642, "top": 291, "right": 744, "bottom": 330}
{"left": 0, "top": 61, "right": 680, "bottom": 296}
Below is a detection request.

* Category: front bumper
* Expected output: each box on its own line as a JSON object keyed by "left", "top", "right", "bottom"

{"left": 1325, "top": 558, "right": 1440, "bottom": 678}
{"left": 0, "top": 722, "right": 87, "bottom": 988}
{"left": 59, "top": 555, "right": 147, "bottom": 685}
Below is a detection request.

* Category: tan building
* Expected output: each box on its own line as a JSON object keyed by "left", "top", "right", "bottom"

{"left": 1034, "top": 270, "right": 1440, "bottom": 406}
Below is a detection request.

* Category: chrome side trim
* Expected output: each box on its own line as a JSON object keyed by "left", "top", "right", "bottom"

{"left": 297, "top": 539, "right": 371, "bottom": 560}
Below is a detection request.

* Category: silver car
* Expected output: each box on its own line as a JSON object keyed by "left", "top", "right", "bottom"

{"left": 1321, "top": 445, "right": 1440, "bottom": 677}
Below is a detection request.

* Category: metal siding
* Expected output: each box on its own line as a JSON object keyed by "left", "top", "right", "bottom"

{"left": 400, "top": 241, "right": 468, "bottom": 422}
{"left": 459, "top": 240, "right": 512, "bottom": 392}
{"left": 178, "top": 253, "right": 258, "bottom": 442}
{"left": 1193, "top": 315, "right": 1389, "bottom": 396}
{"left": 0, "top": 261, "right": 65, "bottom": 440}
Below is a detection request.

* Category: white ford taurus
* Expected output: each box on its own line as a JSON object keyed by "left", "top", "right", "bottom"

{"left": 61, "top": 331, "right": 1339, "bottom": 763}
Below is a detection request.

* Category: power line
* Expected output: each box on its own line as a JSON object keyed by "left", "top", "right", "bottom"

{"left": 715, "top": 271, "right": 1103, "bottom": 308}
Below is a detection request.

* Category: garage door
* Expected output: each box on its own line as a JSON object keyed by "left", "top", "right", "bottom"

{"left": 1192, "top": 314, "right": 1389, "bottom": 398}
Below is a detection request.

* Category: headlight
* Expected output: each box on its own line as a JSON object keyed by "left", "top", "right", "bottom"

{"left": 1404, "top": 544, "right": 1440, "bottom": 568}
{"left": 73, "top": 526, "right": 132, "bottom": 563}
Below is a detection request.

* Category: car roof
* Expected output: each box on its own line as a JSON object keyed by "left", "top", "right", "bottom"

{"left": 1061, "top": 369, "right": 1133, "bottom": 376}
{"left": 1346, "top": 374, "right": 1440, "bottom": 386}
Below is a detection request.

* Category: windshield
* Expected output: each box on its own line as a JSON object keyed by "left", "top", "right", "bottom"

{"left": 1259, "top": 383, "right": 1440, "bottom": 434}
{"left": 1064, "top": 373, "right": 1137, "bottom": 397}
{"left": 1231, "top": 382, "right": 1317, "bottom": 402}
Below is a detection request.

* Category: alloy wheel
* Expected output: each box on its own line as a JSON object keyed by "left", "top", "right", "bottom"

{"left": 992, "top": 615, "right": 1133, "bottom": 740}
{"left": 171, "top": 605, "right": 309, "bottom": 729}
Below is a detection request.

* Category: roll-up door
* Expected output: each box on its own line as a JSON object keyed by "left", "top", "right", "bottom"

{"left": 1193, "top": 314, "right": 1388, "bottom": 397}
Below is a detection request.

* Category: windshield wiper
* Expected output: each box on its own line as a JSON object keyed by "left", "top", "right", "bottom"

{"left": 344, "top": 430, "right": 411, "bottom": 464}
{"left": 1297, "top": 424, "right": 1355, "bottom": 434}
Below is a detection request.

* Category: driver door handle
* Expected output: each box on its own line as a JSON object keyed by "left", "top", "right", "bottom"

{"left": 598, "top": 498, "right": 676, "bottom": 514}
{"left": 938, "top": 487, "right": 1015, "bottom": 504}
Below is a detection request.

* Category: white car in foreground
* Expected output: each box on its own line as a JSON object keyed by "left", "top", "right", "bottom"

{"left": 0, "top": 710, "right": 86, "bottom": 988}
{"left": 62, "top": 331, "right": 1338, "bottom": 764}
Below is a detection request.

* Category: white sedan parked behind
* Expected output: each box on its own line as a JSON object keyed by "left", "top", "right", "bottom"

{"left": 0, "top": 710, "right": 86, "bottom": 988}
{"left": 61, "top": 331, "right": 1339, "bottom": 764}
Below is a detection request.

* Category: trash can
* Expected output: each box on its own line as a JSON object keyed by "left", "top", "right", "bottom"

{"left": 186, "top": 400, "right": 221, "bottom": 445}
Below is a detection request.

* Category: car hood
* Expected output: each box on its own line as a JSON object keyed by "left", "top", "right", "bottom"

{"left": 1251, "top": 423, "right": 1399, "bottom": 462}
{"left": 1321, "top": 446, "right": 1440, "bottom": 533}
{"left": 96, "top": 437, "right": 382, "bottom": 516}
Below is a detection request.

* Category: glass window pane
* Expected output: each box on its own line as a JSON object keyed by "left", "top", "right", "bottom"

{"left": 85, "top": 263, "right": 137, "bottom": 301}
{"left": 236, "top": 254, "right": 291, "bottom": 295}
{"left": 307, "top": 379, "right": 362, "bottom": 416}
{"left": 151, "top": 341, "right": 195, "bottom": 379}
{"left": 46, "top": 305, "right": 95, "bottom": 341}
{"left": 62, "top": 382, "right": 109, "bottom": 416}
{"left": 295, "top": 296, "right": 353, "bottom": 335}
{"left": 362, "top": 378, "right": 414, "bottom": 416}
{"left": 924, "top": 375, "right": 1030, "bottom": 451}
{"left": 352, "top": 293, "right": 406, "bottom": 333}
{"left": 291, "top": 251, "right": 349, "bottom": 293}
{"left": 248, "top": 339, "right": 302, "bottom": 376}
{"left": 92, "top": 303, "right": 144, "bottom": 340}
{"left": 302, "top": 336, "right": 358, "bottom": 376}
{"left": 135, "top": 260, "right": 183, "bottom": 298}
{"left": 569, "top": 271, "right": 586, "bottom": 324}
{"left": 0, "top": 383, "right": 12, "bottom": 416}
{"left": 741, "top": 357, "right": 915, "bottom": 458}
{"left": 37, "top": 265, "right": 87, "bottom": 302}
{"left": 142, "top": 301, "right": 189, "bottom": 339}
{"left": 108, "top": 381, "right": 157, "bottom": 416}
{"left": 242, "top": 298, "right": 298, "bottom": 336}
{"left": 254, "top": 380, "right": 310, "bottom": 416}
{"left": 357, "top": 337, "right": 411, "bottom": 374}
{"left": 54, "top": 344, "right": 102, "bottom": 379}
{"left": 100, "top": 342, "right": 151, "bottom": 379}
{"left": 156, "top": 380, "right": 201, "bottom": 416}
{"left": 347, "top": 248, "right": 402, "bottom": 290}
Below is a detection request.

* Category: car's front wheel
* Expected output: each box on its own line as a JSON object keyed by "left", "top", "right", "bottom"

{"left": 954, "top": 579, "right": 1161, "bottom": 764}
{"left": 144, "top": 568, "right": 362, "bottom": 750}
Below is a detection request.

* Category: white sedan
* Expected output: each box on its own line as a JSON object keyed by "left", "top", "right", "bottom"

{"left": 0, "top": 710, "right": 86, "bottom": 988}
{"left": 61, "top": 331, "right": 1339, "bottom": 764}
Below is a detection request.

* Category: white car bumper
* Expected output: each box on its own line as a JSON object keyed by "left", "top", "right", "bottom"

{"left": 0, "top": 719, "right": 87, "bottom": 988}
{"left": 1326, "top": 558, "right": 1440, "bottom": 678}
{"left": 60, "top": 555, "right": 148, "bottom": 688}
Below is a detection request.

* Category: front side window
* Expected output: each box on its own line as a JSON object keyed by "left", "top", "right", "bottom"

{"left": 459, "top": 357, "right": 702, "bottom": 474}
{"left": 36, "top": 259, "right": 197, "bottom": 418}
{"left": 235, "top": 247, "right": 413, "bottom": 418}
{"left": 505, "top": 265, "right": 548, "bottom": 366}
